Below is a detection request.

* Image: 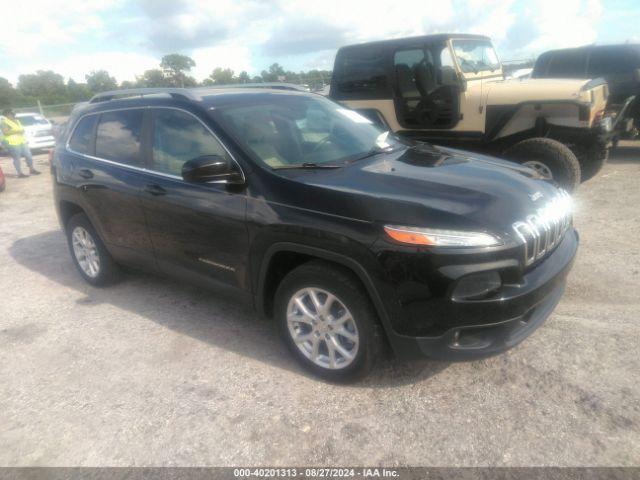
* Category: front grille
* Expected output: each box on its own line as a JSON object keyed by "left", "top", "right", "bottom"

{"left": 512, "top": 190, "right": 573, "bottom": 267}
{"left": 34, "top": 129, "right": 53, "bottom": 137}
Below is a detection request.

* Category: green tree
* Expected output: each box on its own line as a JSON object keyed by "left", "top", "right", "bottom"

{"left": 85, "top": 70, "right": 117, "bottom": 93}
{"left": 209, "top": 67, "right": 236, "bottom": 85}
{"left": 261, "top": 63, "right": 286, "bottom": 82}
{"left": 160, "top": 53, "right": 196, "bottom": 87}
{"left": 135, "top": 69, "right": 168, "bottom": 88}
{"left": 17, "top": 70, "right": 66, "bottom": 104}
{"left": 182, "top": 76, "right": 198, "bottom": 87}
{"left": 0, "top": 77, "right": 19, "bottom": 108}
{"left": 238, "top": 71, "right": 250, "bottom": 84}
{"left": 66, "top": 79, "right": 91, "bottom": 102}
{"left": 120, "top": 80, "right": 136, "bottom": 89}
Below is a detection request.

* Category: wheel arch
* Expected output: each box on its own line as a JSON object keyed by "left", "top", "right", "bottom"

{"left": 57, "top": 200, "right": 86, "bottom": 231}
{"left": 256, "top": 242, "right": 393, "bottom": 340}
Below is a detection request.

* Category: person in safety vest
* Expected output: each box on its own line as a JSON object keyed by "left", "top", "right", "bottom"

{"left": 0, "top": 109, "right": 40, "bottom": 178}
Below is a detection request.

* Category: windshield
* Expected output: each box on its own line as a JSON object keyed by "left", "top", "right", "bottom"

{"left": 17, "top": 115, "right": 49, "bottom": 126}
{"left": 452, "top": 39, "right": 500, "bottom": 74}
{"left": 214, "top": 94, "right": 406, "bottom": 169}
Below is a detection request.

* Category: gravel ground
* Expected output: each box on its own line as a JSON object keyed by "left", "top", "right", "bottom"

{"left": 0, "top": 144, "right": 639, "bottom": 466}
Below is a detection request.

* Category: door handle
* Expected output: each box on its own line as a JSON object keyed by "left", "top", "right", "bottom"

{"left": 144, "top": 184, "right": 167, "bottom": 196}
{"left": 78, "top": 169, "right": 93, "bottom": 179}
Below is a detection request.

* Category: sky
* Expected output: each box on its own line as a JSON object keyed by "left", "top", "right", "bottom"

{"left": 1, "top": 0, "right": 639, "bottom": 85}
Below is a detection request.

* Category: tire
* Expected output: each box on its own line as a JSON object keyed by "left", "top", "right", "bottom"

{"left": 504, "top": 138, "right": 581, "bottom": 192}
{"left": 274, "top": 260, "right": 382, "bottom": 381}
{"left": 66, "top": 213, "right": 120, "bottom": 286}
{"left": 572, "top": 144, "right": 609, "bottom": 182}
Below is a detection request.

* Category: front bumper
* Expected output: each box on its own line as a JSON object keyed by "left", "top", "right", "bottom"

{"left": 380, "top": 228, "right": 578, "bottom": 361}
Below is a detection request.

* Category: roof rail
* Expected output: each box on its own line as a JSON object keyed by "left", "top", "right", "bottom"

{"left": 89, "top": 88, "right": 200, "bottom": 104}
{"left": 198, "top": 82, "right": 310, "bottom": 92}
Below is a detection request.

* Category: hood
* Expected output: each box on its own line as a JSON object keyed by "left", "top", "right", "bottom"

{"left": 22, "top": 123, "right": 52, "bottom": 135}
{"left": 481, "top": 78, "right": 592, "bottom": 104}
{"left": 277, "top": 144, "right": 561, "bottom": 240}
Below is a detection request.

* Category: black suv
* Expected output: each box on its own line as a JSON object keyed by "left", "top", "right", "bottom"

{"left": 533, "top": 44, "right": 640, "bottom": 139}
{"left": 52, "top": 87, "right": 578, "bottom": 380}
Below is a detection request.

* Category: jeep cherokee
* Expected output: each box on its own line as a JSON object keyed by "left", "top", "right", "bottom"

{"left": 52, "top": 87, "right": 578, "bottom": 380}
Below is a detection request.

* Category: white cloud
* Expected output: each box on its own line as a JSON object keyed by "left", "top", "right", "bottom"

{"left": 0, "top": 0, "right": 614, "bottom": 83}
{"left": 191, "top": 45, "right": 253, "bottom": 79}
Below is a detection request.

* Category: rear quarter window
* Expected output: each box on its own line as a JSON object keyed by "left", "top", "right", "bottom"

{"left": 95, "top": 110, "right": 144, "bottom": 166}
{"left": 68, "top": 115, "right": 98, "bottom": 155}
{"left": 588, "top": 47, "right": 639, "bottom": 75}
{"left": 534, "top": 50, "right": 587, "bottom": 78}
{"left": 331, "top": 46, "right": 391, "bottom": 100}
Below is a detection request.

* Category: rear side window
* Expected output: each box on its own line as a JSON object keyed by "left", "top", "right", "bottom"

{"left": 544, "top": 50, "right": 587, "bottom": 78}
{"left": 68, "top": 115, "right": 97, "bottom": 155}
{"left": 151, "top": 109, "right": 227, "bottom": 176}
{"left": 588, "top": 47, "right": 638, "bottom": 75}
{"left": 95, "top": 110, "right": 144, "bottom": 166}
{"left": 332, "top": 47, "right": 390, "bottom": 100}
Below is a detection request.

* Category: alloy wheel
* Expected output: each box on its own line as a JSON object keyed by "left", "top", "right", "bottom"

{"left": 286, "top": 287, "right": 359, "bottom": 370}
{"left": 71, "top": 226, "right": 101, "bottom": 278}
{"left": 523, "top": 160, "right": 553, "bottom": 180}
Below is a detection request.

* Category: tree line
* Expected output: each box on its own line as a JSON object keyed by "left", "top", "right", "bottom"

{"left": 0, "top": 54, "right": 332, "bottom": 108}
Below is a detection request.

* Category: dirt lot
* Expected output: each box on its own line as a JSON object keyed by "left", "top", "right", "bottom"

{"left": 0, "top": 144, "right": 639, "bottom": 467}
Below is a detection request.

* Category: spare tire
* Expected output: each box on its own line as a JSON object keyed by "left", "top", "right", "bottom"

{"left": 504, "top": 138, "right": 581, "bottom": 192}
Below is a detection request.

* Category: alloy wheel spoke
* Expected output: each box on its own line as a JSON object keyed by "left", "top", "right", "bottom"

{"left": 308, "top": 289, "right": 323, "bottom": 315}
{"left": 294, "top": 298, "right": 316, "bottom": 322}
{"left": 310, "top": 337, "right": 320, "bottom": 360}
{"left": 294, "top": 332, "right": 315, "bottom": 344}
{"left": 334, "top": 327, "right": 357, "bottom": 343}
{"left": 326, "top": 340, "right": 337, "bottom": 368}
{"left": 329, "top": 335, "right": 354, "bottom": 360}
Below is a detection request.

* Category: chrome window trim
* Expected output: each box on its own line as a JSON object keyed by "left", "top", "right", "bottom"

{"left": 65, "top": 105, "right": 246, "bottom": 184}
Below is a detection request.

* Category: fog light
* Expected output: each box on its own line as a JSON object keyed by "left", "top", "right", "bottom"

{"left": 452, "top": 271, "right": 502, "bottom": 301}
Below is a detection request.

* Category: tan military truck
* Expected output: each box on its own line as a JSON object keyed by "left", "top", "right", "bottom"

{"left": 329, "top": 34, "right": 613, "bottom": 191}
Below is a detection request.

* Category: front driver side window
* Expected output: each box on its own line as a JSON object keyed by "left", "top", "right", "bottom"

{"left": 152, "top": 109, "right": 227, "bottom": 176}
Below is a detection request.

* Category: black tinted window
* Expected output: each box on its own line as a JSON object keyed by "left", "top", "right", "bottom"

{"left": 152, "top": 109, "right": 226, "bottom": 176}
{"left": 95, "top": 110, "right": 143, "bottom": 165}
{"left": 545, "top": 50, "right": 587, "bottom": 78}
{"left": 332, "top": 47, "right": 389, "bottom": 100}
{"left": 588, "top": 47, "right": 638, "bottom": 75}
{"left": 69, "top": 115, "right": 97, "bottom": 154}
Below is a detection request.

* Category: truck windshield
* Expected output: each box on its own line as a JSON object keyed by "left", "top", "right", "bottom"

{"left": 214, "top": 95, "right": 406, "bottom": 169}
{"left": 452, "top": 39, "right": 500, "bottom": 74}
{"left": 17, "top": 115, "right": 49, "bottom": 126}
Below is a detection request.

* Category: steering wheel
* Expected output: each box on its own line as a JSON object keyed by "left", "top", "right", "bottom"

{"left": 459, "top": 58, "right": 477, "bottom": 73}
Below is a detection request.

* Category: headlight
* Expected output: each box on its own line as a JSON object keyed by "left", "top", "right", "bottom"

{"left": 383, "top": 225, "right": 502, "bottom": 247}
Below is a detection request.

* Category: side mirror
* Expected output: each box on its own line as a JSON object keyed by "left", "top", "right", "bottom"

{"left": 181, "top": 155, "right": 244, "bottom": 184}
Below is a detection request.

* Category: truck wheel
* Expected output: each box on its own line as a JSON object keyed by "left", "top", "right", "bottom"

{"left": 274, "top": 261, "right": 381, "bottom": 381}
{"left": 66, "top": 213, "right": 120, "bottom": 286}
{"left": 504, "top": 138, "right": 581, "bottom": 192}
{"left": 572, "top": 145, "right": 609, "bottom": 182}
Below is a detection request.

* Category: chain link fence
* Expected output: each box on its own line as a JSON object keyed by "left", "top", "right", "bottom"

{"left": 13, "top": 102, "right": 77, "bottom": 124}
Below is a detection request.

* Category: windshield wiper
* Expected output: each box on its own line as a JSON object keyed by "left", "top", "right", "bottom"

{"left": 350, "top": 144, "right": 405, "bottom": 163}
{"left": 273, "top": 162, "right": 342, "bottom": 170}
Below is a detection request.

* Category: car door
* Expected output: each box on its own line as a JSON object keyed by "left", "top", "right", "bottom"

{"left": 66, "top": 108, "right": 156, "bottom": 270}
{"left": 140, "top": 107, "right": 249, "bottom": 290}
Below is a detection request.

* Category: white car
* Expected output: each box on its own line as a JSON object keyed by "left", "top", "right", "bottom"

{"left": 15, "top": 112, "right": 56, "bottom": 150}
